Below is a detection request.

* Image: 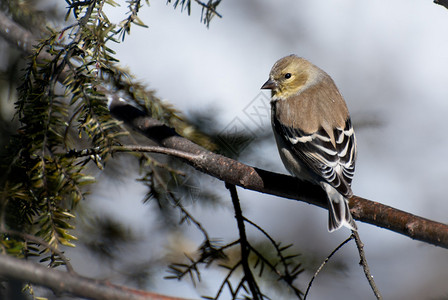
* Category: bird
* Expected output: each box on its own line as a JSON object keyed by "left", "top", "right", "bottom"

{"left": 261, "top": 54, "right": 357, "bottom": 232}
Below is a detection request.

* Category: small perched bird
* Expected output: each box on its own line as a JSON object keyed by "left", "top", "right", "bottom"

{"left": 261, "top": 55, "right": 357, "bottom": 232}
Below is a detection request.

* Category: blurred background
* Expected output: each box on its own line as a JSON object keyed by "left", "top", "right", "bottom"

{"left": 2, "top": 0, "right": 448, "bottom": 299}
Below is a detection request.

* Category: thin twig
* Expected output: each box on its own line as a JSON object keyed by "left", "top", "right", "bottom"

{"left": 1, "top": 229, "right": 75, "bottom": 274}
{"left": 244, "top": 216, "right": 304, "bottom": 298}
{"left": 304, "top": 235, "right": 354, "bottom": 299}
{"left": 175, "top": 199, "right": 211, "bottom": 242}
{"left": 226, "top": 183, "right": 262, "bottom": 300}
{"left": 118, "top": 145, "right": 205, "bottom": 162}
{"left": 247, "top": 244, "right": 303, "bottom": 299}
{"left": 352, "top": 230, "right": 383, "bottom": 299}
{"left": 67, "top": 145, "right": 205, "bottom": 163}
{"left": 213, "top": 260, "right": 242, "bottom": 299}
{"left": 244, "top": 217, "right": 293, "bottom": 275}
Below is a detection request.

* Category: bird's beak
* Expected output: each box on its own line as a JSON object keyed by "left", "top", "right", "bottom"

{"left": 261, "top": 78, "right": 276, "bottom": 90}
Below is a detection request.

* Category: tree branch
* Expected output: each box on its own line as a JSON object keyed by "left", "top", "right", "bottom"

{"left": 0, "top": 254, "right": 191, "bottom": 300}
{"left": 0, "top": 229, "right": 75, "bottom": 274}
{"left": 434, "top": 0, "right": 448, "bottom": 10}
{"left": 352, "top": 231, "right": 382, "bottom": 299}
{"left": 0, "top": 11, "right": 34, "bottom": 53}
{"left": 102, "top": 112, "right": 448, "bottom": 250}
{"left": 226, "top": 183, "right": 262, "bottom": 300}
{"left": 1, "top": 10, "right": 448, "bottom": 250}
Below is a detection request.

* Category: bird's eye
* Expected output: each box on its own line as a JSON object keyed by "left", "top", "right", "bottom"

{"left": 284, "top": 73, "right": 292, "bottom": 79}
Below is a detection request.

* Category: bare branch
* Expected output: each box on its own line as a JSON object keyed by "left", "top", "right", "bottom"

{"left": 0, "top": 11, "right": 34, "bottom": 53}
{"left": 2, "top": 9, "right": 448, "bottom": 250}
{"left": 352, "top": 231, "right": 383, "bottom": 299}
{"left": 0, "top": 229, "right": 75, "bottom": 274}
{"left": 107, "top": 91, "right": 448, "bottom": 249}
{"left": 434, "top": 0, "right": 448, "bottom": 10}
{"left": 226, "top": 183, "right": 262, "bottom": 300}
{"left": 0, "top": 254, "right": 191, "bottom": 300}
{"left": 115, "top": 145, "right": 205, "bottom": 162}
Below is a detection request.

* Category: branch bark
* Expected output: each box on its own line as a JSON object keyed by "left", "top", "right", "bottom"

{"left": 105, "top": 99, "right": 448, "bottom": 250}
{"left": 0, "top": 11, "right": 34, "bottom": 53}
{"left": 0, "top": 254, "right": 190, "bottom": 300}
{"left": 434, "top": 0, "right": 448, "bottom": 10}
{"left": 1, "top": 9, "right": 448, "bottom": 252}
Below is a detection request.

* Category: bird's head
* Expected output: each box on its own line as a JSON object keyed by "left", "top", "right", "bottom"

{"left": 261, "top": 54, "right": 316, "bottom": 99}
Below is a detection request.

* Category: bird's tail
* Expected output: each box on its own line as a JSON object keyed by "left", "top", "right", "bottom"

{"left": 321, "top": 182, "right": 357, "bottom": 232}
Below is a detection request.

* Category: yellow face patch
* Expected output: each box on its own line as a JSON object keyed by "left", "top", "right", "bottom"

{"left": 268, "top": 56, "right": 314, "bottom": 98}
{"left": 271, "top": 68, "right": 309, "bottom": 99}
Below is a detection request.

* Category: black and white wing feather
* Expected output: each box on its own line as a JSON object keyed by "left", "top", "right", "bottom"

{"left": 273, "top": 117, "right": 357, "bottom": 197}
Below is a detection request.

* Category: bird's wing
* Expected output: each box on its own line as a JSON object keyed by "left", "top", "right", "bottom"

{"left": 273, "top": 117, "right": 357, "bottom": 197}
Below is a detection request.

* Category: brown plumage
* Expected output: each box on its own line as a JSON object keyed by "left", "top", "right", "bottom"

{"left": 262, "top": 55, "right": 357, "bottom": 231}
